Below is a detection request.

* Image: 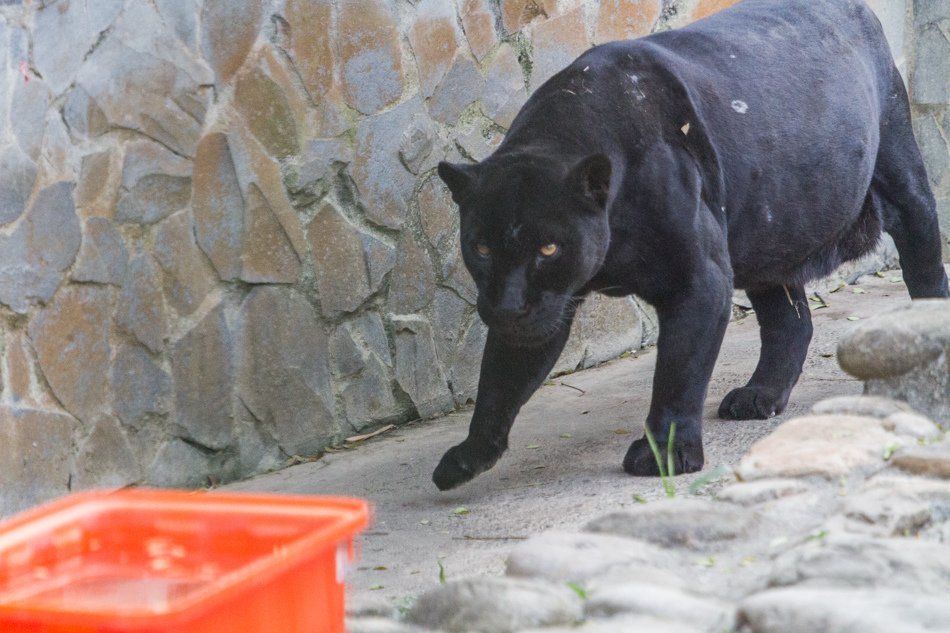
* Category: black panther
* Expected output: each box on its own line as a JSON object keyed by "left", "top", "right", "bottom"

{"left": 433, "top": 0, "right": 950, "bottom": 490}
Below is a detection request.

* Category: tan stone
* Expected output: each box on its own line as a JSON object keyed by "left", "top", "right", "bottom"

{"left": 529, "top": 7, "right": 590, "bottom": 90}
{"left": 253, "top": 46, "right": 318, "bottom": 144}
{"left": 892, "top": 446, "right": 950, "bottom": 479}
{"left": 234, "top": 66, "right": 300, "bottom": 159}
{"left": 72, "top": 414, "right": 142, "bottom": 490}
{"left": 595, "top": 0, "right": 660, "bottom": 43}
{"left": 736, "top": 415, "right": 902, "bottom": 480}
{"left": 241, "top": 184, "right": 301, "bottom": 283}
{"left": 116, "top": 254, "right": 167, "bottom": 354}
{"left": 192, "top": 133, "right": 244, "bottom": 280}
{"left": 280, "top": 0, "right": 333, "bottom": 98}
{"left": 28, "top": 285, "right": 112, "bottom": 424}
{"left": 338, "top": 0, "right": 406, "bottom": 115}
{"left": 154, "top": 210, "right": 215, "bottom": 317}
{"left": 501, "top": 0, "right": 557, "bottom": 33}
{"left": 388, "top": 231, "right": 436, "bottom": 314}
{"left": 419, "top": 176, "right": 456, "bottom": 251}
{"left": 5, "top": 332, "right": 50, "bottom": 409}
{"left": 200, "top": 0, "right": 264, "bottom": 85}
{"left": 459, "top": 0, "right": 498, "bottom": 61}
{"left": 0, "top": 406, "right": 77, "bottom": 516}
{"left": 691, "top": 0, "right": 741, "bottom": 21}
{"left": 75, "top": 150, "right": 120, "bottom": 219}
{"left": 410, "top": 0, "right": 461, "bottom": 98}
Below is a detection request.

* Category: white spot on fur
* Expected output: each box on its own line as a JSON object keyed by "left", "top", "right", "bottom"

{"left": 730, "top": 54, "right": 737, "bottom": 59}
{"left": 681, "top": 122, "right": 691, "bottom": 135}
{"left": 731, "top": 100, "right": 749, "bottom": 114}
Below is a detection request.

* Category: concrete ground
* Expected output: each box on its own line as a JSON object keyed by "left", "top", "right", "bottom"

{"left": 225, "top": 271, "right": 921, "bottom": 607}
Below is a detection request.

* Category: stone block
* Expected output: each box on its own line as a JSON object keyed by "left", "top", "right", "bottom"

{"left": 448, "top": 317, "right": 486, "bottom": 405}
{"left": 716, "top": 479, "right": 811, "bottom": 506}
{"left": 892, "top": 444, "right": 950, "bottom": 478}
{"left": 410, "top": 0, "right": 461, "bottom": 98}
{"left": 72, "top": 414, "right": 142, "bottom": 490}
{"left": 500, "top": 0, "right": 557, "bottom": 34}
{"left": 0, "top": 406, "right": 77, "bottom": 517}
{"left": 0, "top": 182, "right": 81, "bottom": 314}
{"left": 914, "top": 112, "right": 950, "bottom": 196}
{"left": 595, "top": 0, "right": 660, "bottom": 43}
{"left": 112, "top": 342, "right": 172, "bottom": 429}
{"left": 238, "top": 287, "right": 336, "bottom": 456}
{"left": 0, "top": 144, "right": 37, "bottom": 225}
{"left": 169, "top": 304, "right": 234, "bottom": 451}
{"left": 841, "top": 486, "right": 932, "bottom": 536}
{"left": 71, "top": 218, "right": 129, "bottom": 285}
{"left": 75, "top": 150, "right": 120, "bottom": 219}
{"left": 297, "top": 139, "right": 354, "bottom": 192}
{"left": 736, "top": 414, "right": 904, "bottom": 480}
{"left": 154, "top": 210, "right": 215, "bottom": 317}
{"left": 458, "top": 0, "right": 498, "bottom": 61}
{"left": 116, "top": 254, "right": 167, "bottom": 354}
{"left": 31, "top": 0, "right": 123, "bottom": 95}
{"left": 529, "top": 7, "right": 590, "bottom": 91}
{"left": 482, "top": 44, "right": 528, "bottom": 127}
{"left": 193, "top": 133, "right": 244, "bottom": 280}
{"left": 427, "top": 55, "right": 483, "bottom": 125}
{"left": 156, "top": 0, "right": 201, "bottom": 51}
{"left": 234, "top": 66, "right": 300, "bottom": 159}
{"left": 200, "top": 0, "right": 264, "bottom": 86}
{"left": 571, "top": 294, "right": 644, "bottom": 369}
{"left": 912, "top": 21, "right": 950, "bottom": 105}
{"left": 147, "top": 437, "right": 212, "bottom": 488}
{"left": 28, "top": 285, "right": 112, "bottom": 425}
{"left": 338, "top": 0, "right": 405, "bottom": 115}
{"left": 388, "top": 232, "right": 436, "bottom": 314}
{"left": 353, "top": 98, "right": 434, "bottom": 229}
{"left": 585, "top": 582, "right": 735, "bottom": 631}
{"left": 399, "top": 113, "right": 439, "bottom": 175}
{"left": 408, "top": 577, "right": 582, "bottom": 633}
{"left": 115, "top": 140, "right": 192, "bottom": 225}
{"left": 308, "top": 203, "right": 394, "bottom": 317}
{"left": 392, "top": 316, "right": 455, "bottom": 419}
{"left": 277, "top": 0, "right": 334, "bottom": 99}
{"left": 691, "top": 0, "right": 742, "bottom": 21}
{"left": 240, "top": 184, "right": 302, "bottom": 283}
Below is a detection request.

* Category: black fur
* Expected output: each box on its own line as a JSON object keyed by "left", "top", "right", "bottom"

{"left": 433, "top": 0, "right": 949, "bottom": 490}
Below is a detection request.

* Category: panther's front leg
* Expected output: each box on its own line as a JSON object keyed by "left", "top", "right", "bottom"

{"left": 433, "top": 320, "right": 574, "bottom": 491}
{"left": 623, "top": 264, "right": 732, "bottom": 476}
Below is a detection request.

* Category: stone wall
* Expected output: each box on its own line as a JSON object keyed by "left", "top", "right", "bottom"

{"left": 0, "top": 0, "right": 941, "bottom": 515}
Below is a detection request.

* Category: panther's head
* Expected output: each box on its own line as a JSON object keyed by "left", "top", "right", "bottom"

{"left": 438, "top": 152, "right": 613, "bottom": 347}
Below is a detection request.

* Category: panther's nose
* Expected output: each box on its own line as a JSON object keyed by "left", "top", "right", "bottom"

{"left": 494, "top": 267, "right": 529, "bottom": 320}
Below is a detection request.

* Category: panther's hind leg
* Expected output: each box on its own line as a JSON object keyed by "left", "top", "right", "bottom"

{"left": 874, "top": 76, "right": 949, "bottom": 298}
{"left": 718, "top": 283, "right": 813, "bottom": 420}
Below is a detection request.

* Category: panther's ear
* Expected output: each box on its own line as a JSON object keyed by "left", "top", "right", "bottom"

{"left": 437, "top": 161, "right": 478, "bottom": 204}
{"left": 569, "top": 154, "right": 612, "bottom": 210}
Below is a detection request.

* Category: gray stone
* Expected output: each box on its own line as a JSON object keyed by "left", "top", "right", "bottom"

{"left": 75, "top": 16, "right": 212, "bottom": 157}
{"left": 240, "top": 184, "right": 302, "bottom": 283}
{"left": 193, "top": 133, "right": 244, "bottom": 280}
{"left": 407, "top": 576, "right": 582, "bottom": 633}
{"left": 71, "top": 218, "right": 129, "bottom": 285}
{"left": 116, "top": 254, "right": 167, "bottom": 354}
{"left": 418, "top": 175, "right": 457, "bottom": 261}
{"left": 448, "top": 317, "right": 487, "bottom": 405}
{"left": 914, "top": 112, "right": 950, "bottom": 196}
{"left": 10, "top": 67, "right": 51, "bottom": 161}
{"left": 842, "top": 486, "right": 932, "bottom": 536}
{"left": 431, "top": 287, "right": 470, "bottom": 368}
{"left": 893, "top": 444, "right": 950, "bottom": 479}
{"left": 345, "top": 618, "right": 424, "bottom": 633}
{"left": 62, "top": 86, "right": 109, "bottom": 139}
{"left": 521, "top": 616, "right": 704, "bottom": 633}
{"left": 585, "top": 499, "right": 757, "bottom": 549}
{"left": 337, "top": 0, "right": 405, "bottom": 115}
{"left": 115, "top": 140, "right": 192, "bottom": 225}
{"left": 308, "top": 203, "right": 394, "bottom": 317}
{"left": 0, "top": 144, "right": 37, "bottom": 224}
{"left": 388, "top": 232, "right": 436, "bottom": 314}
{"left": 811, "top": 395, "right": 915, "bottom": 418}
{"left": 0, "top": 182, "right": 82, "bottom": 314}
{"left": 154, "top": 210, "right": 215, "bottom": 316}
{"left": 297, "top": 139, "right": 354, "bottom": 192}
{"left": 147, "top": 437, "right": 212, "bottom": 488}
{"left": 409, "top": 0, "right": 460, "bottom": 98}
{"left": 0, "top": 406, "right": 77, "bottom": 517}
{"left": 716, "top": 479, "right": 812, "bottom": 506}
{"left": 353, "top": 98, "right": 432, "bottom": 229}
{"left": 28, "top": 285, "right": 112, "bottom": 424}
{"left": 169, "top": 304, "right": 234, "bottom": 451}
{"left": 399, "top": 114, "right": 439, "bottom": 174}
{"left": 32, "top": 0, "right": 124, "bottom": 95}
{"left": 72, "top": 414, "right": 143, "bottom": 490}
{"left": 769, "top": 534, "right": 950, "bottom": 594}
{"left": 200, "top": 0, "right": 264, "bottom": 86}
{"left": 506, "top": 531, "right": 684, "bottom": 585}
{"left": 392, "top": 316, "right": 454, "bottom": 419}
{"left": 837, "top": 299, "right": 950, "bottom": 379}
{"left": 736, "top": 415, "right": 903, "bottom": 481}
{"left": 911, "top": 22, "right": 950, "bottom": 105}
{"left": 884, "top": 411, "right": 942, "bottom": 439}
{"left": 585, "top": 583, "right": 735, "bottom": 631}
{"left": 238, "top": 287, "right": 336, "bottom": 456}
{"left": 481, "top": 44, "right": 528, "bottom": 128}
{"left": 156, "top": 0, "right": 201, "bottom": 50}
{"left": 528, "top": 8, "right": 591, "bottom": 92}
{"left": 739, "top": 587, "right": 950, "bottom": 633}
{"left": 571, "top": 295, "right": 644, "bottom": 369}
{"left": 865, "top": 356, "right": 950, "bottom": 429}
{"left": 427, "top": 55, "right": 483, "bottom": 125}
{"left": 232, "top": 402, "right": 284, "bottom": 476}
{"left": 112, "top": 343, "right": 172, "bottom": 429}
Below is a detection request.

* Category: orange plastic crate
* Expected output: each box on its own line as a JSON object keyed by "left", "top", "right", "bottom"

{"left": 0, "top": 490, "right": 369, "bottom": 633}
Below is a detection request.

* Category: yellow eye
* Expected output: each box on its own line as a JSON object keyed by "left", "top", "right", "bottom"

{"left": 539, "top": 243, "right": 559, "bottom": 257}
{"left": 475, "top": 243, "right": 491, "bottom": 256}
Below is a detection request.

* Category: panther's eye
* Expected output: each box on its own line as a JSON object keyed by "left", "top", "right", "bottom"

{"left": 539, "top": 243, "right": 559, "bottom": 257}
{"left": 475, "top": 243, "right": 491, "bottom": 257}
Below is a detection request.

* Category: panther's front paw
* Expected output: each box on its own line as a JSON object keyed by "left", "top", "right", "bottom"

{"left": 432, "top": 445, "right": 479, "bottom": 491}
{"left": 622, "top": 435, "right": 704, "bottom": 477}
{"left": 718, "top": 385, "right": 787, "bottom": 420}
